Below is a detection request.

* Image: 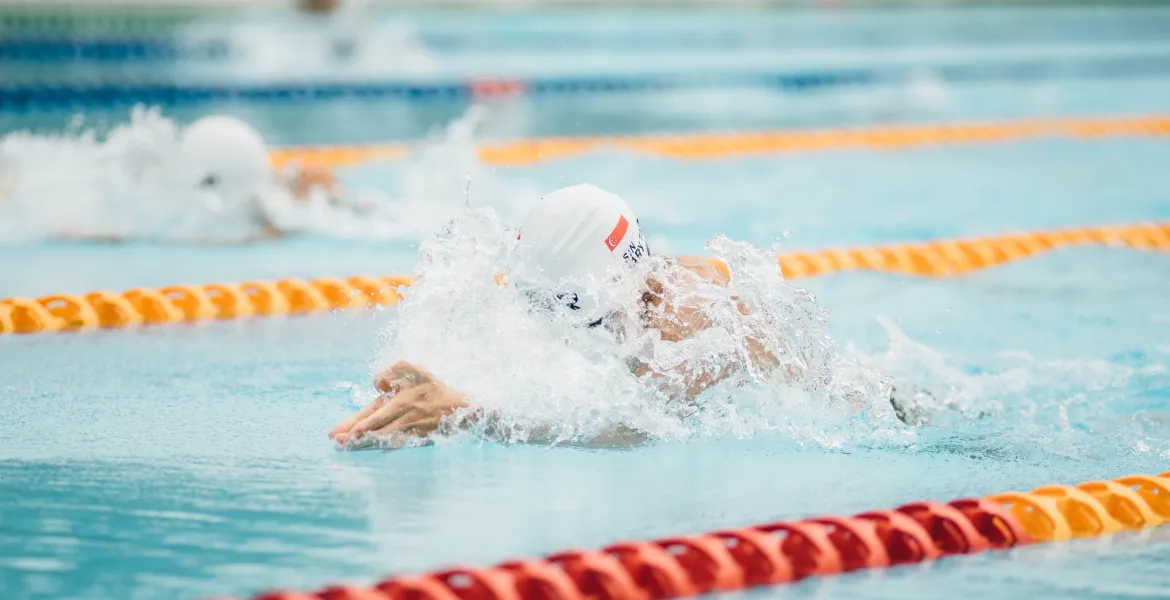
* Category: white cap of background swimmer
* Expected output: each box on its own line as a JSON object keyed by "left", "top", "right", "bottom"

{"left": 516, "top": 184, "right": 649, "bottom": 324}
{"left": 179, "top": 115, "right": 271, "bottom": 213}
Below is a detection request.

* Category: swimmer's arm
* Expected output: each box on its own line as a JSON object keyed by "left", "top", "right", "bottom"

{"left": 727, "top": 319, "right": 803, "bottom": 388}
{"left": 677, "top": 256, "right": 790, "bottom": 380}
{"left": 258, "top": 225, "right": 285, "bottom": 240}
{"left": 636, "top": 343, "right": 792, "bottom": 407}
{"left": 632, "top": 359, "right": 733, "bottom": 403}
{"left": 698, "top": 263, "right": 801, "bottom": 386}
{"left": 285, "top": 163, "right": 342, "bottom": 198}
{"left": 630, "top": 315, "right": 794, "bottom": 404}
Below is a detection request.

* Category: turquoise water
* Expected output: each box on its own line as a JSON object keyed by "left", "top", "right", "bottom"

{"left": 3, "top": 4, "right": 1170, "bottom": 600}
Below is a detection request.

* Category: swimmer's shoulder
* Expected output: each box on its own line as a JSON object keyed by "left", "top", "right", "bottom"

{"left": 674, "top": 256, "right": 731, "bottom": 285}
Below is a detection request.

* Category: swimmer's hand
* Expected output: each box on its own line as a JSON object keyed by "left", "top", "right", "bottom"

{"left": 329, "top": 361, "right": 469, "bottom": 450}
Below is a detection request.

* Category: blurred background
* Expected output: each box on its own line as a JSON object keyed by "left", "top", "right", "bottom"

{"left": 4, "top": 0, "right": 1170, "bottom": 144}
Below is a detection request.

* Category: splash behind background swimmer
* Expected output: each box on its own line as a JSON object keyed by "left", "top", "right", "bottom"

{"left": 0, "top": 107, "right": 530, "bottom": 245}
{"left": 0, "top": 110, "right": 392, "bottom": 244}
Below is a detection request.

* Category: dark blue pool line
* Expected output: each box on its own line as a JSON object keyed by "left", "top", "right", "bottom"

{"left": 2, "top": 55, "right": 1169, "bottom": 111}
{"left": 0, "top": 38, "right": 229, "bottom": 62}
{"left": 0, "top": 71, "right": 872, "bottom": 111}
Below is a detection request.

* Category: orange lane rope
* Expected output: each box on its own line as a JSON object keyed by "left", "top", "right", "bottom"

{"left": 3, "top": 222, "right": 1168, "bottom": 335}
{"left": 224, "top": 470, "right": 1170, "bottom": 600}
{"left": 269, "top": 114, "right": 1170, "bottom": 169}
{"left": 775, "top": 221, "right": 1170, "bottom": 279}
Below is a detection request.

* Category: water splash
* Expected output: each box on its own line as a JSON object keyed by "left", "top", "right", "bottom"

{"left": 258, "top": 104, "right": 540, "bottom": 240}
{"left": 859, "top": 316, "right": 1170, "bottom": 464}
{"left": 0, "top": 107, "right": 212, "bottom": 243}
{"left": 0, "top": 105, "right": 534, "bottom": 244}
{"left": 369, "top": 105, "right": 542, "bottom": 238}
{"left": 366, "top": 207, "right": 1170, "bottom": 456}
{"left": 373, "top": 208, "right": 908, "bottom": 449}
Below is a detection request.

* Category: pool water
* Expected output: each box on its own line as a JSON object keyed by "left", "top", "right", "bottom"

{"left": 2, "top": 4, "right": 1170, "bottom": 600}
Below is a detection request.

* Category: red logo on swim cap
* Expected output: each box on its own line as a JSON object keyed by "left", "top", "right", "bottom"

{"left": 605, "top": 215, "right": 629, "bottom": 251}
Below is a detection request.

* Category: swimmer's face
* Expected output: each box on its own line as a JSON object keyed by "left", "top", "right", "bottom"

{"left": 193, "top": 170, "right": 264, "bottom": 217}
{"left": 180, "top": 115, "right": 272, "bottom": 213}
{"left": 525, "top": 276, "right": 696, "bottom": 347}
{"left": 523, "top": 282, "right": 628, "bottom": 335}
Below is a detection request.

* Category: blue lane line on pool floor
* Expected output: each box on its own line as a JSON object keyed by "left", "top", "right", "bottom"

{"left": 0, "top": 38, "right": 230, "bottom": 62}
{"left": 3, "top": 54, "right": 1170, "bottom": 110}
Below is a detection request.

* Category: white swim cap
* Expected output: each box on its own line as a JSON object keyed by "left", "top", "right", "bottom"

{"left": 179, "top": 115, "right": 270, "bottom": 206}
{"left": 516, "top": 184, "right": 649, "bottom": 324}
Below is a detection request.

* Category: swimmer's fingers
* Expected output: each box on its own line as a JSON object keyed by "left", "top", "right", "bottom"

{"left": 337, "top": 428, "right": 394, "bottom": 451}
{"left": 367, "top": 387, "right": 467, "bottom": 438}
{"left": 338, "top": 434, "right": 377, "bottom": 451}
{"left": 349, "top": 387, "right": 422, "bottom": 437}
{"left": 328, "top": 394, "right": 390, "bottom": 440}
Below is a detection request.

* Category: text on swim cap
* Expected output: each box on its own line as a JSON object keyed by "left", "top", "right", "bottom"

{"left": 621, "top": 232, "right": 647, "bottom": 268}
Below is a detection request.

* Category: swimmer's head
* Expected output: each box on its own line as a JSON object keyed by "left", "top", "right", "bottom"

{"left": 180, "top": 115, "right": 271, "bottom": 209}
{"left": 515, "top": 184, "right": 649, "bottom": 326}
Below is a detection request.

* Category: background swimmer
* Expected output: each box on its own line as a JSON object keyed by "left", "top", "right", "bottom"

{"left": 0, "top": 111, "right": 388, "bottom": 244}
{"left": 180, "top": 114, "right": 387, "bottom": 241}
{"left": 329, "top": 184, "right": 927, "bottom": 450}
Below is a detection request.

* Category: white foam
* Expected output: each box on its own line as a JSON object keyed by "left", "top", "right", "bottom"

{"left": 0, "top": 105, "right": 536, "bottom": 244}
{"left": 372, "top": 208, "right": 909, "bottom": 449}
{"left": 363, "top": 207, "right": 1170, "bottom": 453}
{"left": 0, "top": 107, "right": 223, "bottom": 243}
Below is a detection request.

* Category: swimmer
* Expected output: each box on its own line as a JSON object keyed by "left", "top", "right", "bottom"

{"left": 0, "top": 112, "right": 384, "bottom": 244}
{"left": 329, "top": 184, "right": 929, "bottom": 450}
{"left": 180, "top": 115, "right": 383, "bottom": 242}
